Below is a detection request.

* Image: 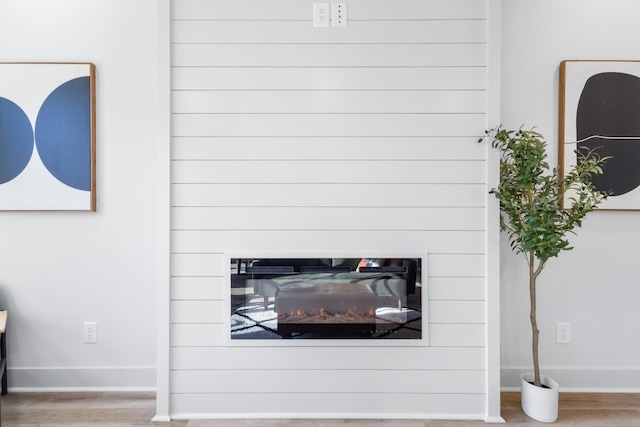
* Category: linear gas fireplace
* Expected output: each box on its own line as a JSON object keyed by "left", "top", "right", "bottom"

{"left": 229, "top": 257, "right": 424, "bottom": 340}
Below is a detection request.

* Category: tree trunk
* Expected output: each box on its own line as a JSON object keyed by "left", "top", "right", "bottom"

{"left": 529, "top": 251, "right": 541, "bottom": 387}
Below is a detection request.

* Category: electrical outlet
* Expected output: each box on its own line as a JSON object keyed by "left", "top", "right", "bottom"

{"left": 331, "top": 3, "right": 347, "bottom": 27}
{"left": 557, "top": 322, "right": 571, "bottom": 344}
{"left": 84, "top": 321, "right": 98, "bottom": 344}
{"left": 313, "top": 3, "right": 330, "bottom": 27}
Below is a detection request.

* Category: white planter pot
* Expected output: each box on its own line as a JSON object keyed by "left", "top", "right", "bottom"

{"left": 520, "top": 372, "right": 559, "bottom": 423}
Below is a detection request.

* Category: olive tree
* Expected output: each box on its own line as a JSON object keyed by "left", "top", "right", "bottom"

{"left": 484, "top": 126, "right": 608, "bottom": 387}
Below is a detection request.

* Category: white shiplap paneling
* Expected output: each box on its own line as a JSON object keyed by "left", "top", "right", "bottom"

{"left": 172, "top": 160, "right": 484, "bottom": 184}
{"left": 172, "top": 91, "right": 486, "bottom": 114}
{"left": 172, "top": 231, "right": 486, "bottom": 260}
{"left": 170, "top": 393, "right": 486, "bottom": 419}
{"left": 172, "top": 0, "right": 486, "bottom": 20}
{"left": 171, "top": 276, "right": 225, "bottom": 300}
{"left": 171, "top": 113, "right": 484, "bottom": 137}
{"left": 172, "top": 20, "right": 486, "bottom": 44}
{"left": 172, "top": 67, "right": 487, "bottom": 91}
{"left": 171, "top": 207, "right": 485, "bottom": 231}
{"left": 172, "top": 183, "right": 486, "bottom": 207}
{"left": 172, "top": 137, "right": 485, "bottom": 160}
{"left": 170, "top": 0, "right": 489, "bottom": 419}
{"left": 170, "top": 322, "right": 485, "bottom": 348}
{"left": 170, "top": 369, "right": 486, "bottom": 394}
{"left": 172, "top": 44, "right": 486, "bottom": 67}
{"left": 170, "top": 346, "right": 486, "bottom": 371}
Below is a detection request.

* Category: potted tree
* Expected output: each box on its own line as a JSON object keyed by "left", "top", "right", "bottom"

{"left": 484, "top": 126, "right": 608, "bottom": 422}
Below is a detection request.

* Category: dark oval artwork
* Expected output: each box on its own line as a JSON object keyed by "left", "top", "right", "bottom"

{"left": 577, "top": 72, "right": 640, "bottom": 196}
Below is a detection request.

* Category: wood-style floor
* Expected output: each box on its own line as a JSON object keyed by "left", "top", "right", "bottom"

{"left": 1, "top": 391, "right": 639, "bottom": 426}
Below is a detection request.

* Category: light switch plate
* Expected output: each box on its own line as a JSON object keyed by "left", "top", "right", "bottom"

{"left": 332, "top": 3, "right": 347, "bottom": 27}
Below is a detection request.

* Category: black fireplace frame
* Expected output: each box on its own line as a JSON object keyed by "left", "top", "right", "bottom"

{"left": 226, "top": 254, "right": 428, "bottom": 345}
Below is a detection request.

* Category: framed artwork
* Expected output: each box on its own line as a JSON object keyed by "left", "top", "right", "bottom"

{"left": 0, "top": 62, "right": 96, "bottom": 211}
{"left": 559, "top": 60, "right": 640, "bottom": 210}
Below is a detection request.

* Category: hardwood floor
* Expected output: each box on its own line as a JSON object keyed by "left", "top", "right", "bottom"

{"left": 1, "top": 391, "right": 639, "bottom": 426}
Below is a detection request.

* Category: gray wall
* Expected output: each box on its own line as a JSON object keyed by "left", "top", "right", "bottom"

{"left": 0, "top": 0, "right": 159, "bottom": 390}
{"left": 500, "top": 0, "right": 640, "bottom": 390}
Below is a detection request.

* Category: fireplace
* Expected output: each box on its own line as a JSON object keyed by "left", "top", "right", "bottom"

{"left": 229, "top": 257, "right": 423, "bottom": 340}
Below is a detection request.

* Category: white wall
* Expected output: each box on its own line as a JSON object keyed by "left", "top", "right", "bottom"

{"left": 0, "top": 0, "right": 634, "bottom": 408}
{"left": 0, "top": 0, "right": 160, "bottom": 389}
{"left": 169, "top": 0, "right": 500, "bottom": 420}
{"left": 500, "top": 0, "right": 640, "bottom": 390}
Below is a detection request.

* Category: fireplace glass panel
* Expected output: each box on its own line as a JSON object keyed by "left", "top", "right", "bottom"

{"left": 230, "top": 257, "right": 422, "bottom": 340}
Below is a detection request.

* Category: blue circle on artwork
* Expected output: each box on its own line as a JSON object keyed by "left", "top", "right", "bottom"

{"left": 35, "top": 76, "right": 92, "bottom": 191}
{"left": 0, "top": 97, "right": 34, "bottom": 184}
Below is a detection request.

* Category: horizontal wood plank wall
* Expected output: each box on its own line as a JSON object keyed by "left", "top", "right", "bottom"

{"left": 170, "top": 0, "right": 488, "bottom": 419}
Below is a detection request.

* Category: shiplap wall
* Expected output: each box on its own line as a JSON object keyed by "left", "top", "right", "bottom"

{"left": 170, "top": 0, "right": 489, "bottom": 419}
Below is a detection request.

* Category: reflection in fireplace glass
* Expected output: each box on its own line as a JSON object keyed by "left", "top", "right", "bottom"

{"left": 230, "top": 257, "right": 422, "bottom": 339}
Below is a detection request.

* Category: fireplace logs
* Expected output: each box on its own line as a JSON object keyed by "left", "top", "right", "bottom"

{"left": 275, "top": 282, "right": 377, "bottom": 337}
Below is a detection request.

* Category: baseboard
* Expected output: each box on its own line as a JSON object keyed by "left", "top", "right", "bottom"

{"left": 501, "top": 367, "right": 640, "bottom": 392}
{"left": 171, "top": 413, "right": 486, "bottom": 421}
{"left": 7, "top": 366, "right": 155, "bottom": 391}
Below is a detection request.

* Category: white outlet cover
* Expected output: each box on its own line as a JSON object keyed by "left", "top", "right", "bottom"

{"left": 84, "top": 321, "right": 98, "bottom": 344}
{"left": 313, "top": 3, "right": 330, "bottom": 27}
{"left": 556, "top": 322, "right": 571, "bottom": 344}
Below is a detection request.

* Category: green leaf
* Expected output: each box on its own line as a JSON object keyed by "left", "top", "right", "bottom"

{"left": 482, "top": 125, "right": 608, "bottom": 264}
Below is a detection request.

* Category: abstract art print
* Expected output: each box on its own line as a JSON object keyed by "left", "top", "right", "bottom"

{"left": 0, "top": 63, "right": 96, "bottom": 211}
{"left": 559, "top": 60, "right": 640, "bottom": 210}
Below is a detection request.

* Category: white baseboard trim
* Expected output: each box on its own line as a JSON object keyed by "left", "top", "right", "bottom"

{"left": 501, "top": 367, "right": 640, "bottom": 392}
{"left": 7, "top": 366, "right": 156, "bottom": 391}
{"left": 171, "top": 413, "right": 486, "bottom": 421}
